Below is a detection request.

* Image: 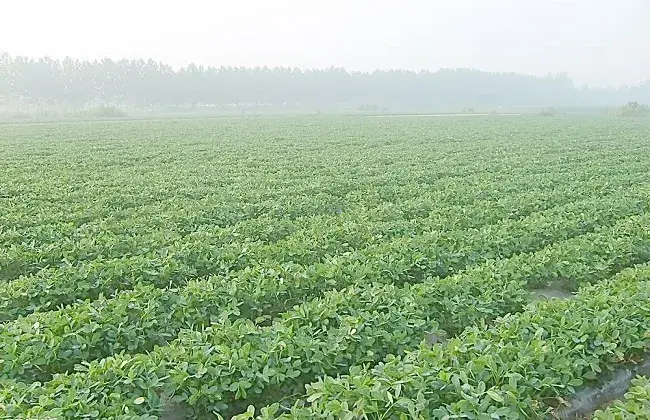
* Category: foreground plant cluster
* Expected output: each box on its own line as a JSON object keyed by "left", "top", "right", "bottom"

{"left": 1, "top": 116, "right": 649, "bottom": 419}
{"left": 594, "top": 376, "right": 650, "bottom": 419}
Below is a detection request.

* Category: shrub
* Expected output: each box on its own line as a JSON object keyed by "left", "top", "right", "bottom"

{"left": 617, "top": 101, "right": 650, "bottom": 117}
{"left": 538, "top": 107, "right": 556, "bottom": 116}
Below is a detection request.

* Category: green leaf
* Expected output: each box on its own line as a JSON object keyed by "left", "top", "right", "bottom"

{"left": 568, "top": 378, "right": 583, "bottom": 387}
{"left": 307, "top": 393, "right": 324, "bottom": 403}
{"left": 486, "top": 390, "right": 504, "bottom": 403}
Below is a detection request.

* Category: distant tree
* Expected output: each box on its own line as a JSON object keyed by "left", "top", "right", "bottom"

{"left": 0, "top": 52, "right": 13, "bottom": 104}
{"left": 617, "top": 101, "right": 650, "bottom": 117}
{"left": 1, "top": 52, "right": 649, "bottom": 113}
{"left": 538, "top": 107, "right": 556, "bottom": 116}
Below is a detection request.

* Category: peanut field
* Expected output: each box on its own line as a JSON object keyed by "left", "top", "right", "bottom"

{"left": 1, "top": 116, "right": 650, "bottom": 419}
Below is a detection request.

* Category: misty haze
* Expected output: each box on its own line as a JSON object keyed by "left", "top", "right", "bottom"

{"left": 1, "top": 1, "right": 650, "bottom": 419}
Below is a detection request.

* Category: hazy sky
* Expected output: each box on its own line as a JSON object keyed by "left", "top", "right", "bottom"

{"left": 2, "top": 0, "right": 649, "bottom": 86}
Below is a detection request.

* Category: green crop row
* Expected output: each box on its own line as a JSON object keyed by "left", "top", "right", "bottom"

{"left": 3, "top": 117, "right": 645, "bottom": 240}
{"left": 256, "top": 265, "right": 650, "bottom": 419}
{"left": 2, "top": 133, "right": 587, "bottom": 233}
{"left": 4, "top": 152, "right": 643, "bottom": 282}
{"left": 3, "top": 118, "right": 644, "bottom": 240}
{"left": 4, "top": 210, "right": 650, "bottom": 418}
{"left": 0, "top": 174, "right": 603, "bottom": 282}
{"left": 593, "top": 376, "right": 650, "bottom": 419}
{"left": 3, "top": 114, "right": 650, "bottom": 420}
{"left": 260, "top": 262, "right": 650, "bottom": 419}
{"left": 1, "top": 188, "right": 649, "bottom": 384}
{"left": 2, "top": 184, "right": 648, "bottom": 325}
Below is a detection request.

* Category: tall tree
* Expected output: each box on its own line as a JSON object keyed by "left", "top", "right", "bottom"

{"left": 0, "top": 53, "right": 648, "bottom": 111}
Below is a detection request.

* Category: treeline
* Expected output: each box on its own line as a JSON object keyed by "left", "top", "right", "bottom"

{"left": 1, "top": 52, "right": 649, "bottom": 111}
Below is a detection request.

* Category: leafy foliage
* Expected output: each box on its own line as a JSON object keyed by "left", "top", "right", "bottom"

{"left": 594, "top": 376, "right": 650, "bottom": 419}
{"left": 265, "top": 263, "right": 650, "bottom": 419}
{"left": 3, "top": 189, "right": 649, "bottom": 385}
{"left": 1, "top": 116, "right": 650, "bottom": 419}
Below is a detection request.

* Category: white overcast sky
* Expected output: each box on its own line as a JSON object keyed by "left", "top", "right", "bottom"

{"left": 1, "top": 0, "right": 649, "bottom": 87}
